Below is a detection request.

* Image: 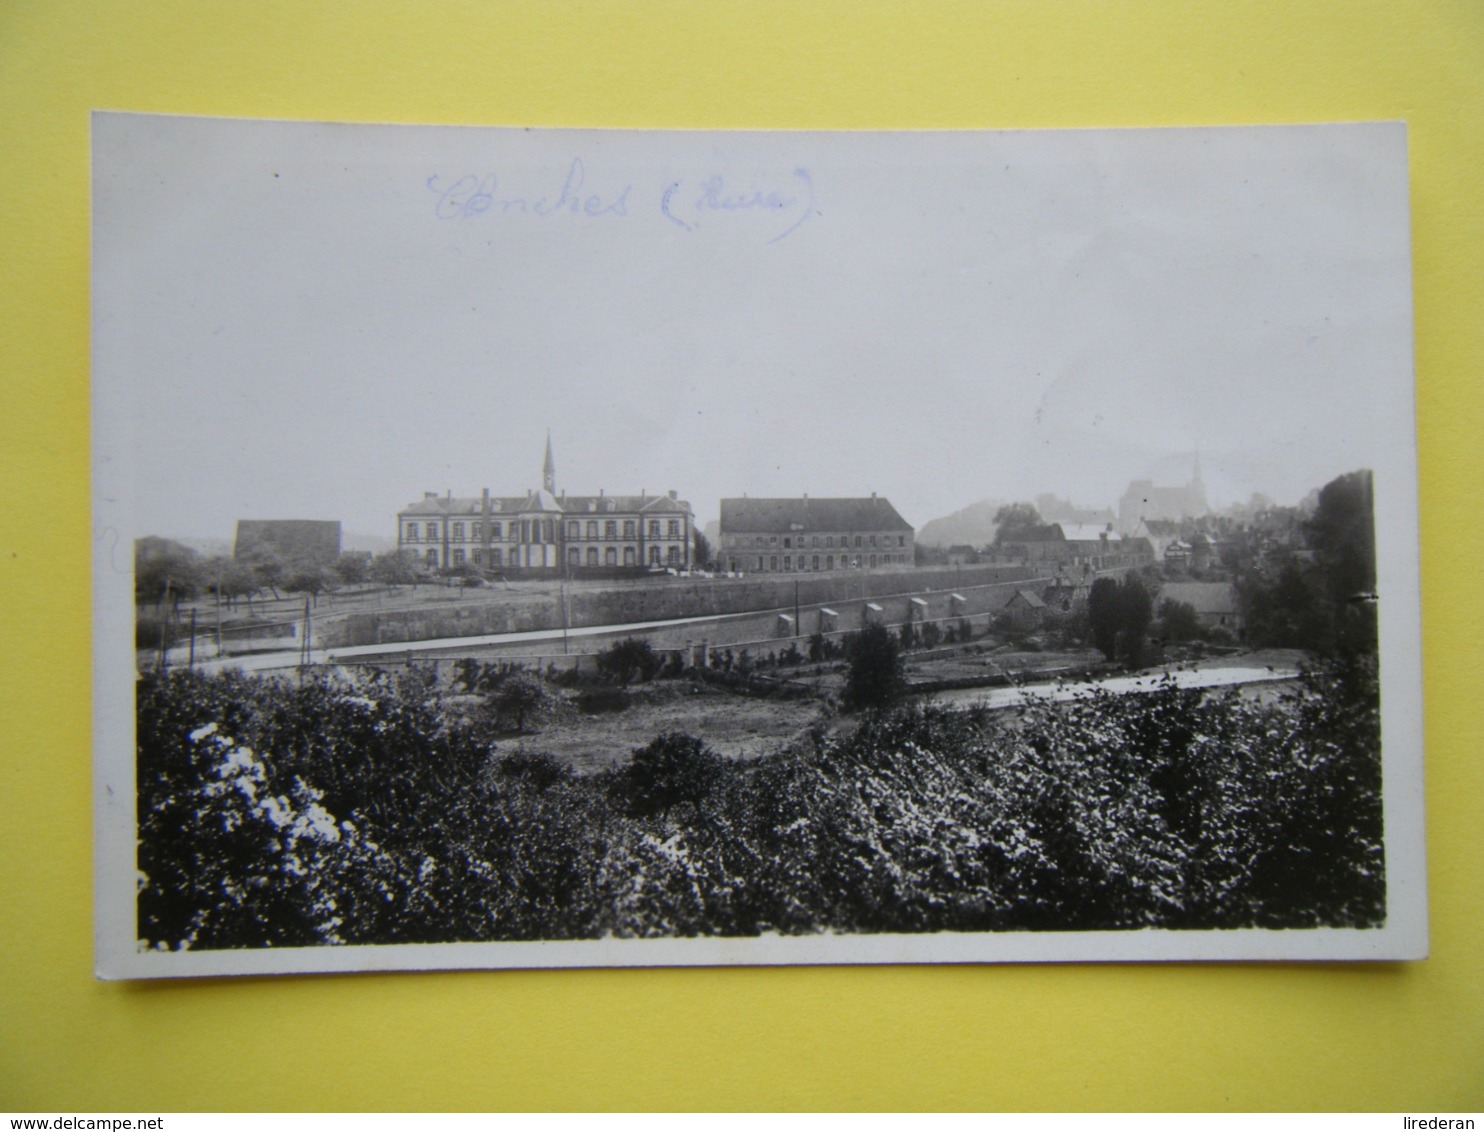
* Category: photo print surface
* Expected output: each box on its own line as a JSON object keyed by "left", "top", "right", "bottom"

{"left": 92, "top": 114, "right": 1426, "bottom": 978}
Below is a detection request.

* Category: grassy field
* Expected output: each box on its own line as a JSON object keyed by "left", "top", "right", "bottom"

{"left": 512, "top": 681, "right": 828, "bottom": 771}
{"left": 453, "top": 644, "right": 1309, "bottom": 773}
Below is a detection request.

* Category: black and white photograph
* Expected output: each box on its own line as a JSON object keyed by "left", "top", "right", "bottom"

{"left": 92, "top": 114, "right": 1426, "bottom": 978}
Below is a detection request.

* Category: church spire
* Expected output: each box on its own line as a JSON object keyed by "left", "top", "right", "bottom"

{"left": 542, "top": 431, "right": 556, "bottom": 493}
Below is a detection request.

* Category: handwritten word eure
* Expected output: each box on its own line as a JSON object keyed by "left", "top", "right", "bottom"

{"left": 428, "top": 158, "right": 631, "bottom": 221}
{"left": 662, "top": 169, "right": 813, "bottom": 243}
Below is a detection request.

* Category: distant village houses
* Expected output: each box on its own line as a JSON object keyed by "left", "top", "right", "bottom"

{"left": 717, "top": 495, "right": 914, "bottom": 574}
{"left": 1158, "top": 581, "right": 1241, "bottom": 634}
{"left": 988, "top": 522, "right": 1154, "bottom": 574}
{"left": 396, "top": 437, "right": 694, "bottom": 574}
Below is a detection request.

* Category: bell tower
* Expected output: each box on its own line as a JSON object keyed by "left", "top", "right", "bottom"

{"left": 542, "top": 431, "right": 556, "bottom": 494}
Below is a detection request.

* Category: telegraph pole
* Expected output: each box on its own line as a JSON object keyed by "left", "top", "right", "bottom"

{"left": 299, "top": 594, "right": 312, "bottom": 675}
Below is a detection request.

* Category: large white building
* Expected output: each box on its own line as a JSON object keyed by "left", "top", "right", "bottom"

{"left": 396, "top": 438, "right": 695, "bottom": 574}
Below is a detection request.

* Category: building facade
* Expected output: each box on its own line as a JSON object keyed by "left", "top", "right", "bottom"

{"left": 717, "top": 495, "right": 914, "bottom": 574}
{"left": 1118, "top": 454, "right": 1211, "bottom": 534}
{"left": 396, "top": 439, "right": 694, "bottom": 574}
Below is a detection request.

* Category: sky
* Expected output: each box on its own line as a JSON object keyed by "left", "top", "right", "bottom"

{"left": 92, "top": 116, "right": 1416, "bottom": 542}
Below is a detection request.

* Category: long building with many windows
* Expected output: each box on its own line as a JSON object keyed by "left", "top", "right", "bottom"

{"left": 717, "top": 495, "right": 914, "bottom": 574}
{"left": 396, "top": 439, "right": 694, "bottom": 575}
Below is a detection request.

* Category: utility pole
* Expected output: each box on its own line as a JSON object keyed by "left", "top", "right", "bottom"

{"left": 560, "top": 581, "right": 570, "bottom": 655}
{"left": 158, "top": 578, "right": 171, "bottom": 670}
{"left": 794, "top": 578, "right": 801, "bottom": 638}
{"left": 299, "top": 594, "right": 312, "bottom": 675}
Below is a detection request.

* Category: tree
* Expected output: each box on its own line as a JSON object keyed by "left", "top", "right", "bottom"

{"left": 1159, "top": 598, "right": 1202, "bottom": 643}
{"left": 808, "top": 631, "right": 826, "bottom": 663}
{"left": 1238, "top": 558, "right": 1333, "bottom": 652}
{"left": 1307, "top": 470, "right": 1375, "bottom": 600}
{"left": 842, "top": 624, "right": 906, "bottom": 713}
{"left": 285, "top": 564, "right": 334, "bottom": 607}
{"left": 135, "top": 537, "right": 200, "bottom": 611}
{"left": 1306, "top": 469, "right": 1377, "bottom": 655}
{"left": 333, "top": 550, "right": 372, "bottom": 586}
{"left": 993, "top": 503, "right": 1058, "bottom": 545}
{"left": 596, "top": 637, "right": 663, "bottom": 686}
{"left": 1088, "top": 575, "right": 1154, "bottom": 665}
{"left": 693, "top": 529, "right": 712, "bottom": 570}
{"left": 493, "top": 672, "right": 553, "bottom": 733}
{"left": 1119, "top": 575, "right": 1154, "bottom": 666}
{"left": 199, "top": 556, "right": 260, "bottom": 612}
{"left": 1087, "top": 577, "right": 1121, "bottom": 660}
{"left": 247, "top": 549, "right": 288, "bottom": 600}
{"left": 612, "top": 733, "right": 725, "bottom": 820}
{"left": 369, "top": 549, "right": 419, "bottom": 588}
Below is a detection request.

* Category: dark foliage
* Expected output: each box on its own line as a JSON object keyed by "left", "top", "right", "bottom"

{"left": 575, "top": 686, "right": 631, "bottom": 714}
{"left": 842, "top": 624, "right": 907, "bottom": 713}
{"left": 1089, "top": 575, "right": 1152, "bottom": 663}
{"left": 1158, "top": 599, "right": 1203, "bottom": 643}
{"left": 596, "top": 637, "right": 663, "bottom": 686}
{"left": 611, "top": 733, "right": 727, "bottom": 819}
{"left": 1237, "top": 469, "right": 1377, "bottom": 656}
{"left": 136, "top": 655, "right": 1384, "bottom": 950}
{"left": 993, "top": 502, "right": 1060, "bottom": 544}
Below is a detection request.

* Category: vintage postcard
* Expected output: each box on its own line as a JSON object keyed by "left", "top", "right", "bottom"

{"left": 93, "top": 114, "right": 1426, "bottom": 978}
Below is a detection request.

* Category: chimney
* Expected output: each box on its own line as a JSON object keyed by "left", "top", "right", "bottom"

{"left": 424, "top": 492, "right": 437, "bottom": 500}
{"left": 668, "top": 489, "right": 677, "bottom": 500}
{"left": 871, "top": 491, "right": 877, "bottom": 500}
{"left": 803, "top": 493, "right": 808, "bottom": 501}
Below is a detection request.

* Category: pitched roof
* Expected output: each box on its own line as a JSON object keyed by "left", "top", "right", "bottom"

{"left": 399, "top": 492, "right": 692, "bottom": 517}
{"left": 399, "top": 495, "right": 526, "bottom": 517}
{"left": 1006, "top": 588, "right": 1047, "bottom": 609}
{"left": 1060, "top": 523, "right": 1119, "bottom": 542}
{"left": 719, "top": 496, "right": 913, "bottom": 534}
{"left": 1159, "top": 582, "right": 1237, "bottom": 616}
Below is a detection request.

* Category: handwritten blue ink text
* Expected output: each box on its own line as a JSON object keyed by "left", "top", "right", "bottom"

{"left": 428, "top": 158, "right": 631, "bottom": 221}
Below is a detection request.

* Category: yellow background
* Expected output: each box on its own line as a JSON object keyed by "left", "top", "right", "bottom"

{"left": 3, "top": 0, "right": 1481, "bottom": 1111}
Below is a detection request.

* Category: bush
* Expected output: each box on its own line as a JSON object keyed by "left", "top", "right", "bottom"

{"left": 610, "top": 733, "right": 726, "bottom": 819}
{"left": 493, "top": 672, "right": 554, "bottom": 733}
{"left": 134, "top": 655, "right": 1384, "bottom": 949}
{"left": 576, "top": 686, "right": 631, "bottom": 714}
{"left": 596, "top": 638, "right": 663, "bottom": 686}
{"left": 1159, "top": 598, "right": 1203, "bottom": 643}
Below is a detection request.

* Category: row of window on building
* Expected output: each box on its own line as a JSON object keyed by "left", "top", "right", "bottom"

{"left": 736, "top": 532, "right": 907, "bottom": 551}
{"left": 727, "top": 552, "right": 909, "bottom": 573}
{"left": 420, "top": 544, "right": 687, "bottom": 568}
{"left": 405, "top": 518, "right": 685, "bottom": 543}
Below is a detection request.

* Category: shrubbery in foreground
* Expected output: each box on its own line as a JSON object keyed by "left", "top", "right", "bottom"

{"left": 136, "top": 658, "right": 1382, "bottom": 949}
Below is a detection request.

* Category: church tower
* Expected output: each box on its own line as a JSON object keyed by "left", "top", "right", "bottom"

{"left": 1190, "top": 449, "right": 1209, "bottom": 512}
{"left": 542, "top": 431, "right": 556, "bottom": 494}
